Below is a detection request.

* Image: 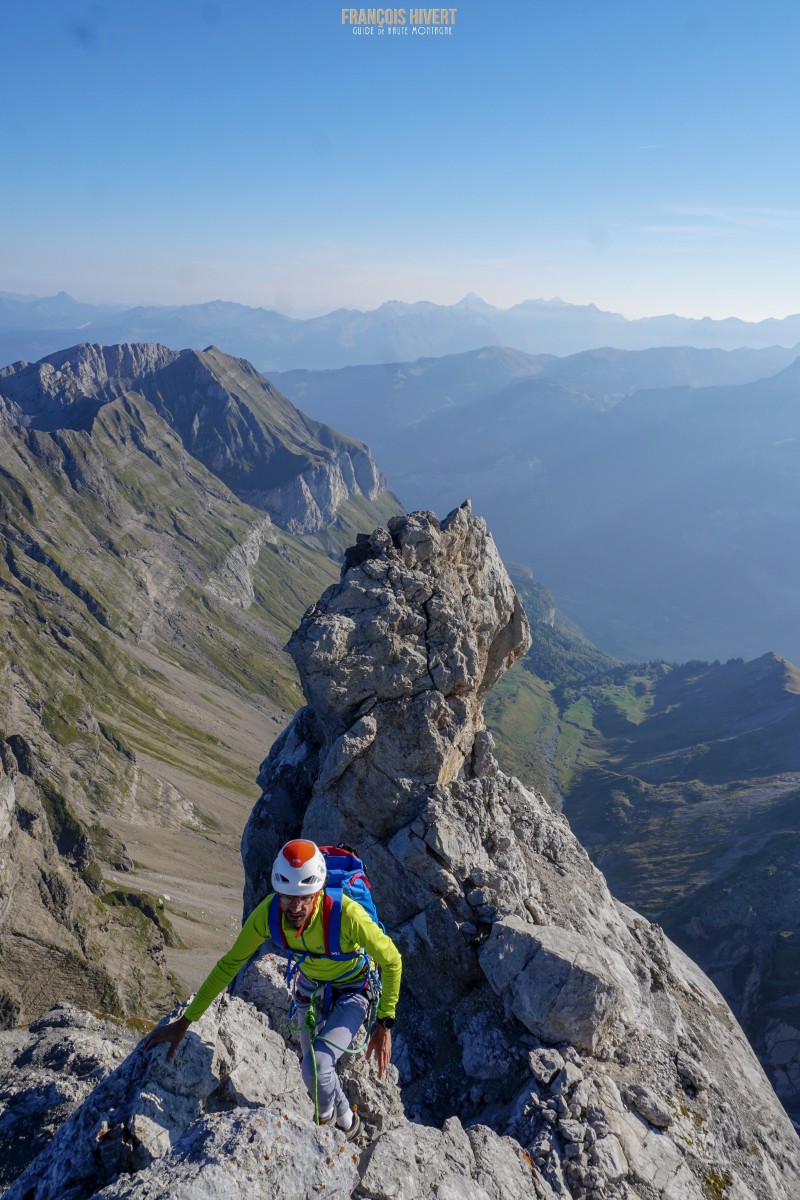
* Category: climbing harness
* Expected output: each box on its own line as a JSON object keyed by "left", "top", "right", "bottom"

{"left": 287, "top": 971, "right": 383, "bottom": 1126}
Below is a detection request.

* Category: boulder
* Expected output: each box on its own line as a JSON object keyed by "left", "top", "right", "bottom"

{"left": 2, "top": 994, "right": 310, "bottom": 1200}
{"left": 479, "top": 918, "right": 640, "bottom": 1055}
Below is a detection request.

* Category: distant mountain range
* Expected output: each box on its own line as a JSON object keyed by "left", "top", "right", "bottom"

{"left": 4, "top": 290, "right": 800, "bottom": 371}
{"left": 274, "top": 344, "right": 800, "bottom": 663}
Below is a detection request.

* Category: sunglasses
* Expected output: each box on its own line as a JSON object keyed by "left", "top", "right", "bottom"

{"left": 277, "top": 892, "right": 317, "bottom": 907}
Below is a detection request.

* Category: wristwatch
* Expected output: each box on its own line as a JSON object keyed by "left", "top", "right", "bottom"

{"left": 377, "top": 1016, "right": 396, "bottom": 1030}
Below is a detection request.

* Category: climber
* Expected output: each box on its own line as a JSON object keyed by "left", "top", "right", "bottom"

{"left": 143, "top": 839, "right": 402, "bottom": 1140}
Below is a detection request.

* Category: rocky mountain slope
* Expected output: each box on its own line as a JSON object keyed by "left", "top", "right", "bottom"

{"left": 4, "top": 290, "right": 800, "bottom": 371}
{"left": 482, "top": 577, "right": 800, "bottom": 1126}
{"left": 0, "top": 342, "right": 400, "bottom": 1033}
{"left": 5, "top": 505, "right": 797, "bottom": 1199}
{"left": 563, "top": 652, "right": 800, "bottom": 1128}
{"left": 0, "top": 342, "right": 385, "bottom": 533}
{"left": 276, "top": 349, "right": 800, "bottom": 663}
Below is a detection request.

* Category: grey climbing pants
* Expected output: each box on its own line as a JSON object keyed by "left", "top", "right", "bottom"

{"left": 297, "top": 988, "right": 370, "bottom": 1118}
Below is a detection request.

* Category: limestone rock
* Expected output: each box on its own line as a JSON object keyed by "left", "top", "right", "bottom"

{"left": 479, "top": 918, "right": 640, "bottom": 1054}
{"left": 2, "top": 991, "right": 313, "bottom": 1200}
{"left": 528, "top": 1047, "right": 565, "bottom": 1087}
{"left": 0, "top": 1005, "right": 136, "bottom": 1192}
{"left": 354, "top": 1116, "right": 552, "bottom": 1200}
{"left": 242, "top": 503, "right": 530, "bottom": 911}
{"left": 624, "top": 1083, "right": 674, "bottom": 1129}
{"left": 0, "top": 772, "right": 15, "bottom": 845}
{"left": 5, "top": 506, "right": 800, "bottom": 1199}
{"left": 676, "top": 1050, "right": 711, "bottom": 1093}
{"left": 93, "top": 1109, "right": 358, "bottom": 1200}
{"left": 247, "top": 446, "right": 384, "bottom": 534}
{"left": 205, "top": 517, "right": 277, "bottom": 608}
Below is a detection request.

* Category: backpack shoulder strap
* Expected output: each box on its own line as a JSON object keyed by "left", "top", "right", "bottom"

{"left": 268, "top": 894, "right": 288, "bottom": 950}
{"left": 322, "top": 888, "right": 343, "bottom": 957}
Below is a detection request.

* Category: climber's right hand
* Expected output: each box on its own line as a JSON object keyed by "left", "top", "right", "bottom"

{"left": 143, "top": 1015, "right": 191, "bottom": 1061}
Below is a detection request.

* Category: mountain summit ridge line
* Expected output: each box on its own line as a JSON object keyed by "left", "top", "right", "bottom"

{"left": 4, "top": 292, "right": 800, "bottom": 372}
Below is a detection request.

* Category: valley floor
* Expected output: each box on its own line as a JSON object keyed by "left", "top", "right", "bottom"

{"left": 101, "top": 644, "right": 288, "bottom": 999}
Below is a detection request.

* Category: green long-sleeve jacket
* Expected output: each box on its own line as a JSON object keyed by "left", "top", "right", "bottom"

{"left": 183, "top": 891, "right": 402, "bottom": 1022}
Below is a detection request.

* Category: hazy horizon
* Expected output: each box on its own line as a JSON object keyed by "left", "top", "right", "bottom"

{"left": 4, "top": 286, "right": 800, "bottom": 328}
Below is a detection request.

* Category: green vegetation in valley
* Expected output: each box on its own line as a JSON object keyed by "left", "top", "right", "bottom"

{"left": 101, "top": 888, "right": 184, "bottom": 948}
{"left": 485, "top": 665, "right": 559, "bottom": 800}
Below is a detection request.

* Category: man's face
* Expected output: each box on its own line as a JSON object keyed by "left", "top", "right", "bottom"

{"left": 278, "top": 890, "right": 320, "bottom": 929}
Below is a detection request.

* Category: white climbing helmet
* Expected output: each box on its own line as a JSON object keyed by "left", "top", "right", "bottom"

{"left": 271, "top": 839, "right": 327, "bottom": 896}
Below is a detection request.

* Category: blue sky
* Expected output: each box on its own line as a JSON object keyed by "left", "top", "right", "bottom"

{"left": 3, "top": 0, "right": 799, "bottom": 319}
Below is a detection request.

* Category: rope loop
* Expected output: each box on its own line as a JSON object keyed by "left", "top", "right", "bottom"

{"left": 285, "top": 965, "right": 385, "bottom": 1124}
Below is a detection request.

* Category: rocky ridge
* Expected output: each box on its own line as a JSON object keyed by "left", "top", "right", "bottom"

{"left": 6, "top": 292, "right": 800, "bottom": 371}
{"left": 483, "top": 571, "right": 800, "bottom": 1126}
{"left": 3, "top": 505, "right": 799, "bottom": 1199}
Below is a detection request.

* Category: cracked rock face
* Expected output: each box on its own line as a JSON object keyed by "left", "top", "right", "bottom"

{"left": 243, "top": 504, "right": 530, "bottom": 902}
{"left": 0, "top": 1005, "right": 137, "bottom": 1192}
{"left": 2, "top": 964, "right": 553, "bottom": 1200}
{"left": 4, "top": 505, "right": 800, "bottom": 1200}
{"left": 245, "top": 447, "right": 384, "bottom": 535}
{"left": 243, "top": 504, "right": 800, "bottom": 1198}
{"left": 204, "top": 516, "right": 277, "bottom": 609}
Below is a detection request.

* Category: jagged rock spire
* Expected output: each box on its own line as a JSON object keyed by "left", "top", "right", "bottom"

{"left": 243, "top": 504, "right": 529, "bottom": 905}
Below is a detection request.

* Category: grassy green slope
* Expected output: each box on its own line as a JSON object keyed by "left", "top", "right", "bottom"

{"left": 485, "top": 664, "right": 559, "bottom": 799}
{"left": 485, "top": 568, "right": 620, "bottom": 802}
{"left": 1, "top": 393, "right": 339, "bottom": 755}
{"left": 564, "top": 654, "right": 800, "bottom": 911}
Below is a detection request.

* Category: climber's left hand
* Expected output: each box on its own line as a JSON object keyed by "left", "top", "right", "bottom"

{"left": 366, "top": 1025, "right": 392, "bottom": 1079}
